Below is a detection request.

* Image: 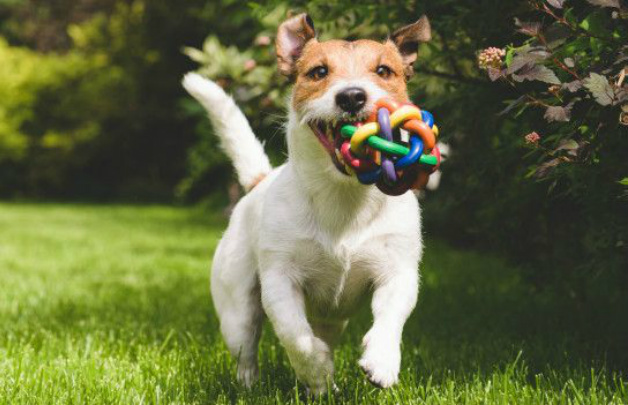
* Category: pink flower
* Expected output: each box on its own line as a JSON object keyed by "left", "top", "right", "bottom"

{"left": 244, "top": 59, "right": 257, "bottom": 71}
{"left": 525, "top": 131, "right": 541, "bottom": 144}
{"left": 478, "top": 47, "right": 506, "bottom": 70}
{"left": 255, "top": 35, "right": 271, "bottom": 46}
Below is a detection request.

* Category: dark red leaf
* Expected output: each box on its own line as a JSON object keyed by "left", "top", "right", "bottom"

{"left": 544, "top": 105, "right": 572, "bottom": 122}
{"left": 562, "top": 80, "right": 583, "bottom": 92}
{"left": 544, "top": 25, "right": 572, "bottom": 49}
{"left": 583, "top": 73, "right": 615, "bottom": 106}
{"left": 499, "top": 96, "right": 527, "bottom": 115}
{"left": 513, "top": 64, "right": 561, "bottom": 84}
{"left": 586, "top": 0, "right": 621, "bottom": 8}
{"left": 514, "top": 18, "right": 542, "bottom": 36}
{"left": 487, "top": 67, "right": 505, "bottom": 81}
{"left": 507, "top": 47, "right": 550, "bottom": 74}
{"left": 547, "top": 0, "right": 565, "bottom": 8}
{"left": 534, "top": 158, "right": 562, "bottom": 178}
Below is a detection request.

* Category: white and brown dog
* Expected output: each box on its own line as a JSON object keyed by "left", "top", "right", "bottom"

{"left": 183, "top": 13, "right": 431, "bottom": 394}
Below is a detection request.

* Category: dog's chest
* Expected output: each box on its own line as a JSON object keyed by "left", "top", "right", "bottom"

{"left": 290, "top": 233, "right": 377, "bottom": 317}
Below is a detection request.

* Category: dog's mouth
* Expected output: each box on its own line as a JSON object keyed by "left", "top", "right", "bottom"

{"left": 308, "top": 120, "right": 356, "bottom": 175}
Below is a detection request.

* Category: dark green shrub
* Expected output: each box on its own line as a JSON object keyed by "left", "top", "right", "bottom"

{"left": 0, "top": 0, "right": 228, "bottom": 200}
{"left": 185, "top": 1, "right": 627, "bottom": 295}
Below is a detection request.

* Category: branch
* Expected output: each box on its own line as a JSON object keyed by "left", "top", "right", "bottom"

{"left": 414, "top": 68, "right": 488, "bottom": 85}
{"left": 537, "top": 32, "right": 582, "bottom": 80}
{"left": 532, "top": 0, "right": 618, "bottom": 43}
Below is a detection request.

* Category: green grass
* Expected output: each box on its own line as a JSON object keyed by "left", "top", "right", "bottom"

{"left": 0, "top": 202, "right": 626, "bottom": 405}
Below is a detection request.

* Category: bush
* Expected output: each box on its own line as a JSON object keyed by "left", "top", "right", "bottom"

{"left": 0, "top": 2, "right": 140, "bottom": 198}
{"left": 481, "top": 0, "right": 628, "bottom": 191}
{"left": 0, "top": 36, "right": 131, "bottom": 197}
{"left": 184, "top": 0, "right": 627, "bottom": 296}
{"left": 0, "top": 0, "right": 231, "bottom": 200}
{"left": 429, "top": 0, "right": 628, "bottom": 294}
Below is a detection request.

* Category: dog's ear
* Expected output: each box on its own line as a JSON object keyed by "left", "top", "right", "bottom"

{"left": 276, "top": 13, "right": 317, "bottom": 77}
{"left": 390, "top": 15, "right": 431, "bottom": 78}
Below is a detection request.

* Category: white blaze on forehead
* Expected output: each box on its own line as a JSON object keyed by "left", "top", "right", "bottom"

{"left": 299, "top": 78, "right": 389, "bottom": 124}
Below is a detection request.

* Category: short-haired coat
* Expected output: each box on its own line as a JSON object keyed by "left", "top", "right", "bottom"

{"left": 183, "top": 13, "right": 431, "bottom": 394}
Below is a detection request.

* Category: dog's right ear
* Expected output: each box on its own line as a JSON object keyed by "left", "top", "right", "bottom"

{"left": 276, "top": 13, "right": 316, "bottom": 77}
{"left": 391, "top": 15, "right": 432, "bottom": 78}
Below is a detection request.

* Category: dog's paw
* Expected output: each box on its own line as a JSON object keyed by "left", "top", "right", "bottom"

{"left": 289, "top": 336, "right": 335, "bottom": 392}
{"left": 237, "top": 362, "right": 259, "bottom": 388}
{"left": 359, "top": 328, "right": 401, "bottom": 388}
{"left": 305, "top": 381, "right": 338, "bottom": 397}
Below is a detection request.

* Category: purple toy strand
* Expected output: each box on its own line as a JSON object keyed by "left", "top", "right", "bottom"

{"left": 377, "top": 108, "right": 397, "bottom": 183}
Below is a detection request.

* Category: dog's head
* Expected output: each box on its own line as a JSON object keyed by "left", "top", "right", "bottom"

{"left": 276, "top": 13, "right": 431, "bottom": 177}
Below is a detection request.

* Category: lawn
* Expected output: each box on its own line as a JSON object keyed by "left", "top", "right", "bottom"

{"left": 0, "top": 203, "right": 626, "bottom": 405}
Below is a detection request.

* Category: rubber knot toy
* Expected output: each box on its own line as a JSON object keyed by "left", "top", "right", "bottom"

{"left": 338, "top": 98, "right": 441, "bottom": 196}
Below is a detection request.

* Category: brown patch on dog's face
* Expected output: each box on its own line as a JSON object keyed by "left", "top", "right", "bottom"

{"left": 292, "top": 39, "right": 409, "bottom": 112}
{"left": 274, "top": 13, "right": 432, "bottom": 173}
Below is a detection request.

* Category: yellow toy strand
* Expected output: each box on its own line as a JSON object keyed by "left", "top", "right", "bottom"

{"left": 349, "top": 122, "right": 380, "bottom": 155}
{"left": 390, "top": 105, "right": 422, "bottom": 128}
{"left": 350, "top": 106, "right": 424, "bottom": 155}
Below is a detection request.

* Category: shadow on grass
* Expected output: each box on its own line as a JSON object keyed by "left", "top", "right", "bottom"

{"left": 407, "top": 242, "right": 628, "bottom": 374}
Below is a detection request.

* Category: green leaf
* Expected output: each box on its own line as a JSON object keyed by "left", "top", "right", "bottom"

{"left": 619, "top": 178, "right": 628, "bottom": 186}
{"left": 579, "top": 11, "right": 611, "bottom": 37}
{"left": 505, "top": 47, "right": 515, "bottom": 67}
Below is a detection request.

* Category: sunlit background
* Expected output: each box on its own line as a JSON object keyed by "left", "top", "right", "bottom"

{"left": 0, "top": 0, "right": 626, "bottom": 403}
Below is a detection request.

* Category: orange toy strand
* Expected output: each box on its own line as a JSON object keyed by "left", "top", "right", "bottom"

{"left": 402, "top": 119, "right": 436, "bottom": 151}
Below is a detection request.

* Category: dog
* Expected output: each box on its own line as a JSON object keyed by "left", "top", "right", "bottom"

{"left": 183, "top": 13, "right": 431, "bottom": 394}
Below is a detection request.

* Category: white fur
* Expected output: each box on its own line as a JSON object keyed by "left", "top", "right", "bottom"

{"left": 426, "top": 142, "right": 450, "bottom": 191}
{"left": 184, "top": 74, "right": 422, "bottom": 394}
{"left": 299, "top": 79, "right": 389, "bottom": 125}
{"left": 183, "top": 73, "right": 272, "bottom": 190}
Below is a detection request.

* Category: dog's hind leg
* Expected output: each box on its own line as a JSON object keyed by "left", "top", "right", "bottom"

{"left": 211, "top": 215, "right": 263, "bottom": 387}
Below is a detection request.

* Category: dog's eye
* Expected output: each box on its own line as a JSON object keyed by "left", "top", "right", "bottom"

{"left": 376, "top": 65, "right": 393, "bottom": 78}
{"left": 306, "top": 65, "right": 328, "bottom": 80}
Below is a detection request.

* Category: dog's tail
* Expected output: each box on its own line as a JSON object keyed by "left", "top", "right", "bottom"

{"left": 182, "top": 73, "right": 272, "bottom": 191}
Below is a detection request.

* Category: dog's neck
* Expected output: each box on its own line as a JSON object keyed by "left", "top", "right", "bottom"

{"left": 286, "top": 111, "right": 387, "bottom": 235}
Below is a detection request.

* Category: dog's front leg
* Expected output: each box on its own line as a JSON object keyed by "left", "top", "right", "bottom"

{"left": 259, "top": 265, "right": 334, "bottom": 394}
{"left": 360, "top": 268, "right": 418, "bottom": 388}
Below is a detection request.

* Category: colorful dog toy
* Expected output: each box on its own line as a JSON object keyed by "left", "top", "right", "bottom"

{"left": 338, "top": 98, "right": 441, "bottom": 196}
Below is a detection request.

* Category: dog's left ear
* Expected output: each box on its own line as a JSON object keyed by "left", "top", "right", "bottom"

{"left": 391, "top": 15, "right": 432, "bottom": 78}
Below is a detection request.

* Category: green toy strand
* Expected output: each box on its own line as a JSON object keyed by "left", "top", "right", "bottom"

{"left": 419, "top": 154, "right": 438, "bottom": 166}
{"left": 341, "top": 126, "right": 356, "bottom": 138}
{"left": 340, "top": 124, "right": 437, "bottom": 166}
{"left": 342, "top": 125, "right": 408, "bottom": 155}
{"left": 366, "top": 137, "right": 409, "bottom": 156}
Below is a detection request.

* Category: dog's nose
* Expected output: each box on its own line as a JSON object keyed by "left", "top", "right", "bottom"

{"left": 335, "top": 87, "right": 367, "bottom": 114}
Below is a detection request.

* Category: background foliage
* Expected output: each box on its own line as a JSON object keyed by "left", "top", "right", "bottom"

{"left": 0, "top": 0, "right": 260, "bottom": 200}
{"left": 0, "top": 1, "right": 626, "bottom": 298}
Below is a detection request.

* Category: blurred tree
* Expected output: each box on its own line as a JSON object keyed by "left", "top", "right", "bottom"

{"left": 0, "top": 0, "right": 262, "bottom": 200}
{"left": 0, "top": 0, "right": 122, "bottom": 51}
{"left": 0, "top": 35, "right": 131, "bottom": 196}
